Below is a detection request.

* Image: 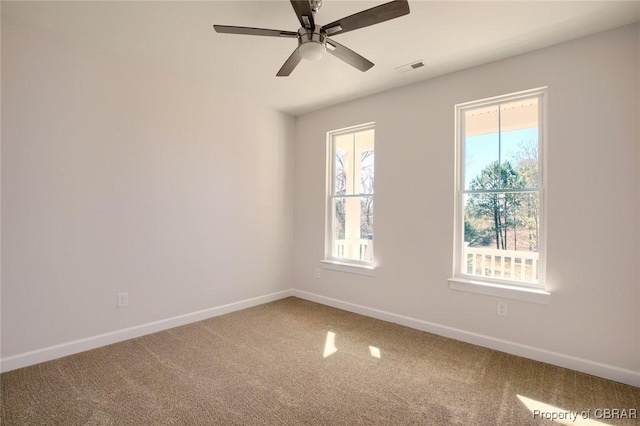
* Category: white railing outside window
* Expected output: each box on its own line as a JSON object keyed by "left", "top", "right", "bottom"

{"left": 463, "top": 244, "right": 538, "bottom": 283}
{"left": 334, "top": 239, "right": 373, "bottom": 263}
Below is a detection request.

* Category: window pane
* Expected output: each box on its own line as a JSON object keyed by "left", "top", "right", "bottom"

{"left": 359, "top": 150, "right": 374, "bottom": 195}
{"left": 335, "top": 149, "right": 347, "bottom": 195}
{"left": 463, "top": 192, "right": 539, "bottom": 282}
{"left": 354, "top": 129, "right": 374, "bottom": 195}
{"left": 465, "top": 97, "right": 540, "bottom": 191}
{"left": 500, "top": 98, "right": 538, "bottom": 133}
{"left": 331, "top": 195, "right": 373, "bottom": 262}
{"left": 333, "top": 133, "right": 353, "bottom": 195}
{"left": 500, "top": 98, "right": 539, "bottom": 188}
{"left": 498, "top": 133, "right": 539, "bottom": 189}
{"left": 332, "top": 197, "right": 346, "bottom": 251}
{"left": 360, "top": 196, "right": 374, "bottom": 240}
{"left": 464, "top": 106, "right": 499, "bottom": 190}
{"left": 468, "top": 160, "right": 524, "bottom": 191}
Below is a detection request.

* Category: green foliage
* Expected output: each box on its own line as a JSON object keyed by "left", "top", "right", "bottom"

{"left": 465, "top": 159, "right": 539, "bottom": 251}
{"left": 464, "top": 219, "right": 493, "bottom": 247}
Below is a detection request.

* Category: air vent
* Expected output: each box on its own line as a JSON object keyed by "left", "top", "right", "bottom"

{"left": 395, "top": 60, "right": 425, "bottom": 73}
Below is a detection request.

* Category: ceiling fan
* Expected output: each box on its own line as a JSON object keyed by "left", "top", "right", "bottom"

{"left": 213, "top": 0, "right": 410, "bottom": 76}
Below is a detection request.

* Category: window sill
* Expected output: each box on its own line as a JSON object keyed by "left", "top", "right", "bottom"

{"left": 448, "top": 277, "right": 550, "bottom": 304}
{"left": 321, "top": 260, "right": 376, "bottom": 276}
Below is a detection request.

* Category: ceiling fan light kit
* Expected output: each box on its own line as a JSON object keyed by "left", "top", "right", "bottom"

{"left": 213, "top": 0, "right": 410, "bottom": 76}
{"left": 298, "top": 30, "right": 327, "bottom": 61}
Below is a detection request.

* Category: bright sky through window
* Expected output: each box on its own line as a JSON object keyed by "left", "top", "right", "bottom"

{"left": 465, "top": 127, "right": 538, "bottom": 189}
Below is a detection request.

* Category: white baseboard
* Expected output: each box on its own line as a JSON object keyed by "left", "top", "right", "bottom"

{"left": 292, "top": 289, "right": 640, "bottom": 388}
{"left": 0, "top": 289, "right": 293, "bottom": 373}
{"left": 4, "top": 288, "right": 639, "bottom": 388}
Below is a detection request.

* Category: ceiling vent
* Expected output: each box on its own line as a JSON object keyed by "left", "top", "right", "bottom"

{"left": 395, "top": 60, "right": 425, "bottom": 74}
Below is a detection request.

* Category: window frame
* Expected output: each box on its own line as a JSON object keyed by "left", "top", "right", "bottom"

{"left": 324, "top": 122, "right": 376, "bottom": 271}
{"left": 452, "top": 88, "right": 548, "bottom": 292}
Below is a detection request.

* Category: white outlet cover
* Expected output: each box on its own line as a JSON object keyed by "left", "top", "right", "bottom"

{"left": 117, "top": 292, "right": 129, "bottom": 308}
{"left": 497, "top": 302, "right": 508, "bottom": 317}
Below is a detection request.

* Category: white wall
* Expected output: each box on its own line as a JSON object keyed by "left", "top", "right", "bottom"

{"left": 1, "top": 17, "right": 294, "bottom": 360}
{"left": 2, "top": 8, "right": 638, "bottom": 386}
{"left": 294, "top": 25, "right": 640, "bottom": 380}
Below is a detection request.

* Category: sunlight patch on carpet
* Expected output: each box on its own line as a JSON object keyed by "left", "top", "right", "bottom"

{"left": 369, "top": 346, "right": 381, "bottom": 359}
{"left": 323, "top": 331, "right": 337, "bottom": 358}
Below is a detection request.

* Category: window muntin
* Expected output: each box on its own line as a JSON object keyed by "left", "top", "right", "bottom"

{"left": 327, "top": 124, "right": 375, "bottom": 265}
{"left": 456, "top": 90, "right": 545, "bottom": 288}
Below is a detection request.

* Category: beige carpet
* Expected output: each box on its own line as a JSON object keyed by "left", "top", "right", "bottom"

{"left": 1, "top": 297, "right": 638, "bottom": 425}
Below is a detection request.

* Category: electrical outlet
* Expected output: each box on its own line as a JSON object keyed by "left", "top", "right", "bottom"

{"left": 497, "top": 301, "right": 508, "bottom": 317}
{"left": 117, "top": 292, "right": 129, "bottom": 308}
{"left": 315, "top": 268, "right": 321, "bottom": 279}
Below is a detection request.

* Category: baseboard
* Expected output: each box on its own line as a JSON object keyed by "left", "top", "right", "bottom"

{"left": 0, "top": 289, "right": 294, "bottom": 373}
{"left": 4, "top": 288, "right": 639, "bottom": 388}
{"left": 292, "top": 289, "right": 640, "bottom": 388}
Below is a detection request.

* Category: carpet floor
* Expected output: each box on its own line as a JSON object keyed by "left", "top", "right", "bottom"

{"left": 1, "top": 297, "right": 639, "bottom": 425}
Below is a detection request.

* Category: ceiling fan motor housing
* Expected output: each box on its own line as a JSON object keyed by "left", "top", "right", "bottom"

{"left": 297, "top": 27, "right": 327, "bottom": 61}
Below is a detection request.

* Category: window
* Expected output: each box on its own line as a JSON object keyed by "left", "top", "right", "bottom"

{"left": 453, "top": 89, "right": 546, "bottom": 290}
{"left": 325, "top": 123, "right": 375, "bottom": 268}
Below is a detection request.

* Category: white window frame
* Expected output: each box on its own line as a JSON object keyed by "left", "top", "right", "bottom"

{"left": 323, "top": 122, "right": 375, "bottom": 275}
{"left": 449, "top": 88, "right": 550, "bottom": 303}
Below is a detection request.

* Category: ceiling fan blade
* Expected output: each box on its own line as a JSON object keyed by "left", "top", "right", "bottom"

{"left": 321, "top": 0, "right": 410, "bottom": 36}
{"left": 290, "top": 0, "right": 315, "bottom": 30}
{"left": 214, "top": 25, "right": 297, "bottom": 38}
{"left": 326, "top": 39, "right": 374, "bottom": 72}
{"left": 277, "top": 49, "right": 303, "bottom": 77}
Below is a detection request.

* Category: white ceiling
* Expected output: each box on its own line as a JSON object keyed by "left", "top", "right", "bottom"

{"left": 3, "top": 1, "right": 640, "bottom": 115}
